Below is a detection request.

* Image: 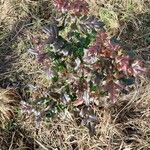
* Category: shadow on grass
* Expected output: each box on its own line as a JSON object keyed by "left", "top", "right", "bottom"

{"left": 0, "top": 17, "right": 32, "bottom": 87}
{"left": 0, "top": 124, "right": 38, "bottom": 150}
{"left": 119, "top": 12, "right": 150, "bottom": 62}
{"left": 0, "top": 0, "right": 54, "bottom": 89}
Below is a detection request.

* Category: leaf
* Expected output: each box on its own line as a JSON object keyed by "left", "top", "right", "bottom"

{"left": 61, "top": 92, "right": 71, "bottom": 104}
{"left": 131, "top": 60, "right": 147, "bottom": 77}
{"left": 53, "top": 0, "right": 70, "bottom": 13}
{"left": 79, "top": 23, "right": 87, "bottom": 33}
{"left": 82, "top": 91, "right": 90, "bottom": 106}
{"left": 115, "top": 55, "right": 130, "bottom": 74}
{"left": 83, "top": 31, "right": 120, "bottom": 62}
{"left": 95, "top": 32, "right": 108, "bottom": 44}
{"left": 70, "top": 22, "right": 78, "bottom": 31}
{"left": 37, "top": 53, "right": 48, "bottom": 63}
{"left": 43, "top": 68, "right": 55, "bottom": 79}
{"left": 53, "top": 36, "right": 66, "bottom": 50}
{"left": 28, "top": 48, "right": 39, "bottom": 56}
{"left": 83, "top": 47, "right": 99, "bottom": 64}
{"left": 74, "top": 57, "right": 81, "bottom": 70}
{"left": 42, "top": 24, "right": 59, "bottom": 44}
{"left": 49, "top": 92, "right": 61, "bottom": 100}
{"left": 73, "top": 99, "right": 84, "bottom": 106}
{"left": 79, "top": 106, "right": 98, "bottom": 136}
{"left": 54, "top": 0, "right": 89, "bottom": 15}
{"left": 35, "top": 111, "right": 42, "bottom": 129}
{"left": 87, "top": 121, "right": 96, "bottom": 136}
{"left": 80, "top": 15, "right": 104, "bottom": 31}
{"left": 103, "top": 80, "right": 124, "bottom": 103}
{"left": 70, "top": 0, "right": 89, "bottom": 16}
{"left": 105, "top": 40, "right": 120, "bottom": 51}
{"left": 21, "top": 101, "right": 34, "bottom": 115}
{"left": 28, "top": 43, "right": 48, "bottom": 64}
{"left": 121, "top": 78, "right": 135, "bottom": 86}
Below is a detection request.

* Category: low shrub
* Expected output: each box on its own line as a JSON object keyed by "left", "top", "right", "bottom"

{"left": 22, "top": 0, "right": 148, "bottom": 135}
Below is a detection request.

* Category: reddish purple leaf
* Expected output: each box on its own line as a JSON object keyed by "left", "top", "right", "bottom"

{"left": 103, "top": 80, "right": 124, "bottom": 103}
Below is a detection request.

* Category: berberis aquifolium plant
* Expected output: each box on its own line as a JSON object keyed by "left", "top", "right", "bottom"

{"left": 22, "top": 0, "right": 148, "bottom": 135}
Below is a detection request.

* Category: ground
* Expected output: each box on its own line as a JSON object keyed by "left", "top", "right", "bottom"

{"left": 0, "top": 0, "right": 150, "bottom": 150}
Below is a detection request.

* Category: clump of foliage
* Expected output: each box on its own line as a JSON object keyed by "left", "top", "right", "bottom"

{"left": 21, "top": 0, "right": 148, "bottom": 135}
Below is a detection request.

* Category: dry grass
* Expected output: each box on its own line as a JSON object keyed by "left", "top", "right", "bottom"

{"left": 0, "top": 88, "right": 21, "bottom": 128}
{"left": 88, "top": 0, "right": 150, "bottom": 34}
{"left": 0, "top": 0, "right": 150, "bottom": 150}
{"left": 15, "top": 83, "right": 150, "bottom": 150}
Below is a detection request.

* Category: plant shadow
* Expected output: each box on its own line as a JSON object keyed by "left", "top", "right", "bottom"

{"left": 0, "top": 124, "right": 39, "bottom": 150}
{"left": 119, "top": 12, "right": 150, "bottom": 62}
{"left": 0, "top": 16, "right": 33, "bottom": 87}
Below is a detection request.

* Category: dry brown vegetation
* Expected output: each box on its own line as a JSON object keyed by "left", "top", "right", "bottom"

{"left": 0, "top": 0, "right": 150, "bottom": 150}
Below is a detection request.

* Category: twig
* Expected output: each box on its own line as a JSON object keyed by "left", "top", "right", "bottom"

{"left": 34, "top": 139, "right": 49, "bottom": 150}
{"left": 8, "top": 132, "right": 15, "bottom": 150}
{"left": 135, "top": 45, "right": 150, "bottom": 52}
{"left": 133, "top": 32, "right": 150, "bottom": 40}
{"left": 10, "top": 22, "right": 34, "bottom": 42}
